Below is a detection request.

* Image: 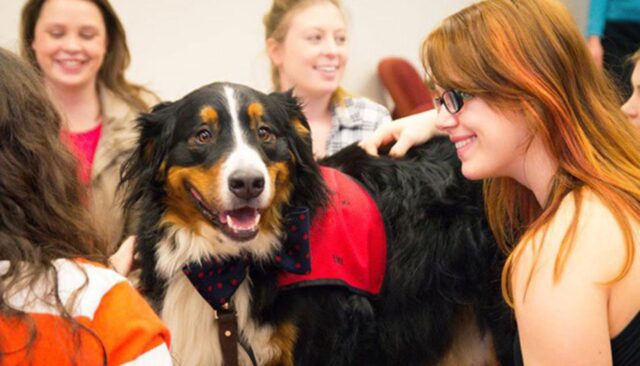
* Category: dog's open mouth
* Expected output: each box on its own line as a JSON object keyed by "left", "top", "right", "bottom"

{"left": 186, "top": 183, "right": 261, "bottom": 242}
{"left": 219, "top": 207, "right": 261, "bottom": 240}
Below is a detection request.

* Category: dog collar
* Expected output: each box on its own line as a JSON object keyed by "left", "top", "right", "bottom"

{"left": 182, "top": 208, "right": 312, "bottom": 311}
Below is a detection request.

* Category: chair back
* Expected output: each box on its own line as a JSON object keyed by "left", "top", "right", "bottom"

{"left": 378, "top": 57, "right": 433, "bottom": 119}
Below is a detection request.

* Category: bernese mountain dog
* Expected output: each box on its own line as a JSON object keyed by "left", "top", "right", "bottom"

{"left": 121, "top": 82, "right": 514, "bottom": 366}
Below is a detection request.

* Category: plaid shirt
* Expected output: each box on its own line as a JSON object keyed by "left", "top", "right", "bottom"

{"left": 326, "top": 96, "right": 391, "bottom": 156}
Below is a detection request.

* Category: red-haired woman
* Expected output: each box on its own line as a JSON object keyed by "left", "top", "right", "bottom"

{"left": 362, "top": 0, "right": 640, "bottom": 364}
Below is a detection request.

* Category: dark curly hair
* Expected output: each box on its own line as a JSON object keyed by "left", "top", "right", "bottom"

{"left": 0, "top": 47, "right": 107, "bottom": 363}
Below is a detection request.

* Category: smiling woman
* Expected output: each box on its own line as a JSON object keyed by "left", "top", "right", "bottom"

{"left": 30, "top": 0, "right": 106, "bottom": 91}
{"left": 20, "top": 0, "right": 160, "bottom": 253}
{"left": 362, "top": 0, "right": 640, "bottom": 364}
{"left": 264, "top": 0, "right": 391, "bottom": 158}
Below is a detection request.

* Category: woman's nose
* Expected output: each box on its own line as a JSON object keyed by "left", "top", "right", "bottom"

{"left": 62, "top": 35, "right": 82, "bottom": 52}
{"left": 322, "top": 38, "right": 337, "bottom": 56}
{"left": 434, "top": 107, "right": 458, "bottom": 132}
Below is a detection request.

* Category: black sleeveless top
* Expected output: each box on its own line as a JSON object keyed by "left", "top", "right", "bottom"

{"left": 513, "top": 312, "right": 640, "bottom": 365}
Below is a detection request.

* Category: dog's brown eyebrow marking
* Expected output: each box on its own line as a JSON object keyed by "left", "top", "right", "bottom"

{"left": 247, "top": 102, "right": 264, "bottom": 130}
{"left": 247, "top": 102, "right": 264, "bottom": 119}
{"left": 200, "top": 106, "right": 218, "bottom": 124}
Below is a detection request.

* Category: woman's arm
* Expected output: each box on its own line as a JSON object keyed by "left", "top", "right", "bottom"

{"left": 359, "top": 109, "right": 440, "bottom": 157}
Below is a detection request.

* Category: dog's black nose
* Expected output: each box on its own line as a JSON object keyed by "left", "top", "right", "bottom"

{"left": 228, "top": 170, "right": 265, "bottom": 199}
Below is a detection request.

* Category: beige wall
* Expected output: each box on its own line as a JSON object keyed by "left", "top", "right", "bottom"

{"left": 0, "top": 0, "right": 589, "bottom": 107}
{"left": 561, "top": 0, "right": 589, "bottom": 34}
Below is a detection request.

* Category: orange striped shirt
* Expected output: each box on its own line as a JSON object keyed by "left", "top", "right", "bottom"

{"left": 0, "top": 259, "right": 171, "bottom": 365}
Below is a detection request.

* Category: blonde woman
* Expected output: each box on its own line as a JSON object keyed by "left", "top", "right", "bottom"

{"left": 264, "top": 0, "right": 391, "bottom": 158}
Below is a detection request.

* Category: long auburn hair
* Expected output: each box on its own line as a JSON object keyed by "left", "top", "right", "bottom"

{"left": 20, "top": 0, "right": 152, "bottom": 111}
{"left": 422, "top": 0, "right": 640, "bottom": 304}
{"left": 263, "top": 0, "right": 348, "bottom": 104}
{"left": 0, "top": 47, "right": 107, "bottom": 362}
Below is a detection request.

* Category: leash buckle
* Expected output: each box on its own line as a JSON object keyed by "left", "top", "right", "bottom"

{"left": 213, "top": 301, "right": 231, "bottom": 319}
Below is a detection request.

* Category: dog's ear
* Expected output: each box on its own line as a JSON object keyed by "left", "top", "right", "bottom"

{"left": 268, "top": 90, "right": 328, "bottom": 211}
{"left": 268, "top": 89, "right": 313, "bottom": 164}
{"left": 120, "top": 100, "right": 178, "bottom": 211}
{"left": 139, "top": 101, "right": 178, "bottom": 167}
{"left": 281, "top": 89, "right": 312, "bottom": 142}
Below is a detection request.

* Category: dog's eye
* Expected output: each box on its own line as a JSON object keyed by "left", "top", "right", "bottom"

{"left": 257, "top": 125, "right": 275, "bottom": 143}
{"left": 195, "top": 128, "right": 213, "bottom": 145}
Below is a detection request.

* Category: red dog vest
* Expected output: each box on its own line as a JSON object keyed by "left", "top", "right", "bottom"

{"left": 278, "top": 167, "right": 387, "bottom": 296}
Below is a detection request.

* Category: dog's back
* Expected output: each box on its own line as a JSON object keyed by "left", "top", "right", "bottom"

{"left": 322, "top": 137, "right": 515, "bottom": 366}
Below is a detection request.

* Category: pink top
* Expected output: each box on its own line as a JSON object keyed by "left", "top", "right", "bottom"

{"left": 61, "top": 122, "right": 103, "bottom": 186}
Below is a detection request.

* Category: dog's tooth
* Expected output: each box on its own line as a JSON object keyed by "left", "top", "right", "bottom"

{"left": 228, "top": 216, "right": 244, "bottom": 232}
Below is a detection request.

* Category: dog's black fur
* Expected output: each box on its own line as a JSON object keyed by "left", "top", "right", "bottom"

{"left": 121, "top": 82, "right": 514, "bottom": 366}
{"left": 322, "top": 143, "right": 515, "bottom": 365}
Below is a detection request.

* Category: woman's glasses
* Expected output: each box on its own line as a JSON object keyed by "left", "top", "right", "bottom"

{"left": 433, "top": 90, "right": 473, "bottom": 114}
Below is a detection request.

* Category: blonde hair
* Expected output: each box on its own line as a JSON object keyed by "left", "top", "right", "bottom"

{"left": 263, "top": 0, "right": 348, "bottom": 103}
{"left": 422, "top": 0, "right": 640, "bottom": 305}
{"left": 20, "top": 0, "right": 154, "bottom": 112}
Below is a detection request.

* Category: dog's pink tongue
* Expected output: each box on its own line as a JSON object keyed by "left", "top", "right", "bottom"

{"left": 220, "top": 207, "right": 260, "bottom": 230}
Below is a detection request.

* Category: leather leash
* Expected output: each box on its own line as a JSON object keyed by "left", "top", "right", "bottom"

{"left": 216, "top": 303, "right": 257, "bottom": 366}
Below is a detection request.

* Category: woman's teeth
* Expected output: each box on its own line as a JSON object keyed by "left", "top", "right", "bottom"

{"left": 455, "top": 136, "right": 476, "bottom": 149}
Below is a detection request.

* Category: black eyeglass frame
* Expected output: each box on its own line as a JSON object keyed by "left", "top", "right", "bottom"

{"left": 433, "top": 89, "right": 474, "bottom": 114}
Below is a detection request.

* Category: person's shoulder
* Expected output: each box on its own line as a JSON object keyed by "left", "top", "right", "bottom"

{"left": 545, "top": 189, "right": 635, "bottom": 280}
{"left": 100, "top": 84, "right": 159, "bottom": 116}
{"left": 52, "top": 258, "right": 130, "bottom": 317}
{"left": 569, "top": 188, "right": 633, "bottom": 236}
{"left": 511, "top": 189, "right": 630, "bottom": 366}
{"left": 60, "top": 258, "right": 128, "bottom": 293}
{"left": 340, "top": 96, "right": 391, "bottom": 126}
{"left": 347, "top": 96, "right": 390, "bottom": 114}
{"left": 74, "top": 259, "right": 173, "bottom": 365}
{"left": 135, "top": 86, "right": 161, "bottom": 110}
{"left": 547, "top": 188, "right": 623, "bottom": 229}
{"left": 73, "top": 258, "right": 126, "bottom": 279}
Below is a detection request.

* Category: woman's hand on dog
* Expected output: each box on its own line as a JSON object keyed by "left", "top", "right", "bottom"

{"left": 109, "top": 235, "right": 138, "bottom": 276}
{"left": 359, "top": 109, "right": 440, "bottom": 157}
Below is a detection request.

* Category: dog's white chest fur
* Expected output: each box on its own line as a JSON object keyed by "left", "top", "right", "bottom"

{"left": 162, "top": 273, "right": 280, "bottom": 366}
{"left": 155, "top": 227, "right": 283, "bottom": 366}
